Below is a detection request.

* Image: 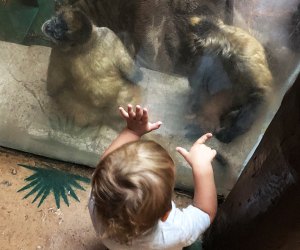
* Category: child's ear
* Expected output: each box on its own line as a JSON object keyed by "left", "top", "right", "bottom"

{"left": 160, "top": 209, "right": 171, "bottom": 222}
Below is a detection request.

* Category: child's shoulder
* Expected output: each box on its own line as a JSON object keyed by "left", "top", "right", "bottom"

{"left": 153, "top": 201, "right": 210, "bottom": 246}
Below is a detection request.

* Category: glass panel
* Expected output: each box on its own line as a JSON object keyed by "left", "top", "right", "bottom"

{"left": 0, "top": 1, "right": 39, "bottom": 43}
{"left": 0, "top": 0, "right": 299, "bottom": 196}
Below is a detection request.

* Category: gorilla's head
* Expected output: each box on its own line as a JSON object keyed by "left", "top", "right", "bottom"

{"left": 42, "top": 5, "right": 93, "bottom": 49}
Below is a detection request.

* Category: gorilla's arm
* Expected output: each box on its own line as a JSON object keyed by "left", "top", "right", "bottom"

{"left": 46, "top": 54, "right": 68, "bottom": 96}
{"left": 113, "top": 36, "right": 143, "bottom": 84}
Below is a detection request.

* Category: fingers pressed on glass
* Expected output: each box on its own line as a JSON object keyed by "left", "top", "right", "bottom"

{"left": 195, "top": 133, "right": 213, "bottom": 144}
{"left": 135, "top": 105, "right": 143, "bottom": 120}
{"left": 128, "top": 104, "right": 135, "bottom": 119}
{"left": 150, "top": 121, "right": 161, "bottom": 131}
{"left": 119, "top": 107, "right": 129, "bottom": 119}
{"left": 141, "top": 108, "right": 148, "bottom": 122}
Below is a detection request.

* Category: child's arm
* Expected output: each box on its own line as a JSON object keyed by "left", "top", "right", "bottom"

{"left": 176, "top": 133, "right": 217, "bottom": 223}
{"left": 100, "top": 104, "right": 162, "bottom": 160}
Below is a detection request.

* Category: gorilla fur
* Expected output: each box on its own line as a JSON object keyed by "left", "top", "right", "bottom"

{"left": 68, "top": 0, "right": 232, "bottom": 72}
{"left": 132, "top": 0, "right": 233, "bottom": 72}
{"left": 185, "top": 15, "right": 273, "bottom": 143}
{"left": 42, "top": 4, "right": 141, "bottom": 126}
{"left": 48, "top": 0, "right": 272, "bottom": 143}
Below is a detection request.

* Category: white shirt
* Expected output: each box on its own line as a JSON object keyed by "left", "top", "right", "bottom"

{"left": 89, "top": 199, "right": 210, "bottom": 250}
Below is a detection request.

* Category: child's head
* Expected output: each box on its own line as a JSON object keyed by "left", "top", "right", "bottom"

{"left": 91, "top": 140, "right": 175, "bottom": 244}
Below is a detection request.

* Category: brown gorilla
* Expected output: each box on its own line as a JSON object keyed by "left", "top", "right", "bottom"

{"left": 49, "top": 0, "right": 273, "bottom": 143}
{"left": 42, "top": 4, "right": 141, "bottom": 126}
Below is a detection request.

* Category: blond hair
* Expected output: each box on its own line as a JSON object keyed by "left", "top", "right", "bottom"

{"left": 91, "top": 140, "right": 175, "bottom": 244}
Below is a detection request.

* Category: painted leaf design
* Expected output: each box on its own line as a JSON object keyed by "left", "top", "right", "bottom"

{"left": 17, "top": 163, "right": 90, "bottom": 208}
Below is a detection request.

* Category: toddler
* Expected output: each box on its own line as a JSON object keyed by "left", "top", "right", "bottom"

{"left": 89, "top": 104, "right": 217, "bottom": 250}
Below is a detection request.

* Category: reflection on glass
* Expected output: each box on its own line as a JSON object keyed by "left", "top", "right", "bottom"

{"left": 0, "top": 0, "right": 300, "bottom": 196}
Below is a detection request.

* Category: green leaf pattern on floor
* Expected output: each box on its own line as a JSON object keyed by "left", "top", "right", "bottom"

{"left": 18, "top": 163, "right": 90, "bottom": 208}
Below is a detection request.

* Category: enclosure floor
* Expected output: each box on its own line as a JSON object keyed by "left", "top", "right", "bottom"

{"left": 0, "top": 147, "right": 192, "bottom": 250}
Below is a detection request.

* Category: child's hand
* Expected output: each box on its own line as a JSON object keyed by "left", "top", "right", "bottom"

{"left": 176, "top": 133, "right": 216, "bottom": 172}
{"left": 119, "top": 104, "right": 162, "bottom": 136}
{"left": 177, "top": 133, "right": 217, "bottom": 222}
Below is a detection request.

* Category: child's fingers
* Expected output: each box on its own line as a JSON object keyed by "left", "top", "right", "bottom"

{"left": 127, "top": 104, "right": 135, "bottom": 119}
{"left": 119, "top": 107, "right": 129, "bottom": 119}
{"left": 211, "top": 149, "right": 217, "bottom": 158}
{"left": 176, "top": 147, "right": 189, "bottom": 161}
{"left": 194, "top": 133, "right": 213, "bottom": 145}
{"left": 135, "top": 105, "right": 143, "bottom": 120}
{"left": 149, "top": 121, "right": 162, "bottom": 131}
{"left": 141, "top": 108, "right": 148, "bottom": 122}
